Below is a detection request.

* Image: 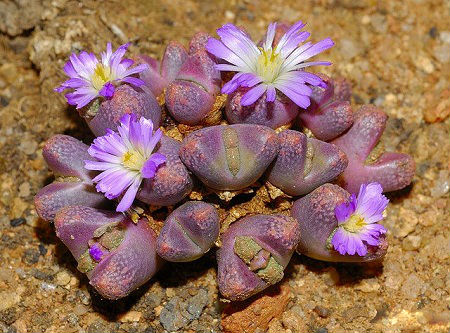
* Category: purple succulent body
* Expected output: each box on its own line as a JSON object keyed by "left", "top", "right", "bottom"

{"left": 331, "top": 182, "right": 388, "bottom": 256}
{"left": 291, "top": 183, "right": 388, "bottom": 262}
{"left": 137, "top": 135, "right": 193, "bottom": 206}
{"left": 35, "top": 182, "right": 109, "bottom": 222}
{"left": 42, "top": 134, "right": 96, "bottom": 181}
{"left": 179, "top": 124, "right": 279, "bottom": 191}
{"left": 166, "top": 80, "right": 217, "bottom": 125}
{"left": 55, "top": 42, "right": 148, "bottom": 109}
{"left": 85, "top": 113, "right": 166, "bottom": 212}
{"left": 331, "top": 105, "right": 415, "bottom": 193}
{"left": 297, "top": 75, "right": 354, "bottom": 141}
{"left": 138, "top": 41, "right": 188, "bottom": 97}
{"left": 225, "top": 88, "right": 299, "bottom": 129}
{"left": 34, "top": 135, "right": 110, "bottom": 221}
{"left": 267, "top": 130, "right": 348, "bottom": 196}
{"left": 55, "top": 206, "right": 161, "bottom": 300}
{"left": 86, "top": 84, "right": 161, "bottom": 137}
{"left": 156, "top": 201, "right": 220, "bottom": 262}
{"left": 166, "top": 33, "right": 221, "bottom": 125}
{"left": 217, "top": 214, "right": 300, "bottom": 301}
{"left": 206, "top": 21, "right": 334, "bottom": 108}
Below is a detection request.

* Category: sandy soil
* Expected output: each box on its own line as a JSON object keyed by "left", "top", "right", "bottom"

{"left": 0, "top": 0, "right": 449, "bottom": 332}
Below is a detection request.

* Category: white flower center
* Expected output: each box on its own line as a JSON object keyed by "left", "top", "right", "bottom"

{"left": 256, "top": 48, "right": 284, "bottom": 84}
{"left": 92, "top": 63, "right": 113, "bottom": 90}
{"left": 122, "top": 150, "right": 146, "bottom": 172}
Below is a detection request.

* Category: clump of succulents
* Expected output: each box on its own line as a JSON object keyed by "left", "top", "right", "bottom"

{"left": 35, "top": 20, "right": 415, "bottom": 301}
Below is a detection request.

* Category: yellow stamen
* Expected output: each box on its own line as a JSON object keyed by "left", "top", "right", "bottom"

{"left": 122, "top": 150, "right": 145, "bottom": 171}
{"left": 92, "top": 63, "right": 113, "bottom": 90}
{"left": 342, "top": 214, "right": 367, "bottom": 233}
{"left": 256, "top": 48, "right": 284, "bottom": 83}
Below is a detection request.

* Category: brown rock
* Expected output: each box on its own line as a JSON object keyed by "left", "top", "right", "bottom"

{"left": 281, "top": 306, "right": 308, "bottom": 332}
{"left": 119, "top": 310, "right": 142, "bottom": 322}
{"left": 424, "top": 89, "right": 450, "bottom": 123}
{"left": 221, "top": 283, "right": 291, "bottom": 333}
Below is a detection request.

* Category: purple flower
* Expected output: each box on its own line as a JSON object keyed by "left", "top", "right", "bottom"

{"left": 55, "top": 43, "right": 148, "bottom": 109}
{"left": 331, "top": 182, "right": 389, "bottom": 256}
{"left": 89, "top": 243, "right": 104, "bottom": 262}
{"left": 85, "top": 113, "right": 166, "bottom": 212}
{"left": 206, "top": 21, "right": 334, "bottom": 107}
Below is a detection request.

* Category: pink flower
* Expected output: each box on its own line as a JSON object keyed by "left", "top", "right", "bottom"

{"left": 55, "top": 43, "right": 148, "bottom": 108}
{"left": 85, "top": 114, "right": 166, "bottom": 212}
{"left": 331, "top": 182, "right": 389, "bottom": 256}
{"left": 206, "top": 21, "right": 334, "bottom": 107}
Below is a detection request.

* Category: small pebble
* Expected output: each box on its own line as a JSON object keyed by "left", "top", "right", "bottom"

{"left": 402, "top": 235, "right": 422, "bottom": 251}
{"left": 19, "top": 139, "right": 38, "bottom": 155}
{"left": 433, "top": 45, "right": 450, "bottom": 64}
{"left": 316, "top": 328, "right": 328, "bottom": 333}
{"left": 66, "top": 313, "right": 78, "bottom": 327}
{"left": 225, "top": 10, "right": 235, "bottom": 20}
{"left": 22, "top": 248, "right": 40, "bottom": 265}
{"left": 361, "top": 15, "right": 370, "bottom": 25}
{"left": 430, "top": 170, "right": 450, "bottom": 197}
{"left": 355, "top": 279, "right": 381, "bottom": 293}
{"left": 40, "top": 282, "right": 57, "bottom": 291}
{"left": 440, "top": 31, "right": 450, "bottom": 44}
{"left": 77, "top": 290, "right": 91, "bottom": 305}
{"left": 429, "top": 27, "right": 438, "bottom": 38}
{"left": 10, "top": 218, "right": 25, "bottom": 227}
{"left": 56, "top": 271, "right": 71, "bottom": 286}
{"left": 38, "top": 244, "right": 47, "bottom": 256}
{"left": 187, "top": 288, "right": 209, "bottom": 319}
{"left": 401, "top": 274, "right": 425, "bottom": 299}
{"left": 119, "top": 310, "right": 142, "bottom": 322}
{"left": 73, "top": 304, "right": 89, "bottom": 316}
{"left": 15, "top": 269, "right": 26, "bottom": 279}
{"left": 18, "top": 182, "right": 31, "bottom": 198}
{"left": 415, "top": 55, "right": 435, "bottom": 74}
{"left": 314, "top": 306, "right": 331, "bottom": 318}
{"left": 86, "top": 320, "right": 107, "bottom": 333}
{"left": 0, "top": 95, "right": 9, "bottom": 107}
{"left": 31, "top": 269, "right": 53, "bottom": 281}
{"left": 339, "top": 39, "right": 363, "bottom": 60}
{"left": 0, "top": 292, "right": 20, "bottom": 311}
{"left": 370, "top": 14, "right": 388, "bottom": 33}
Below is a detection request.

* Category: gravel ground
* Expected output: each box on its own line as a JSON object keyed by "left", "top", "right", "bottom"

{"left": 0, "top": 1, "right": 449, "bottom": 332}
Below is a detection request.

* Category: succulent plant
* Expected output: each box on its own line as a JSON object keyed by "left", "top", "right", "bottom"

{"left": 165, "top": 32, "right": 222, "bottom": 125}
{"left": 217, "top": 214, "right": 300, "bottom": 301}
{"left": 266, "top": 129, "right": 348, "bottom": 196}
{"left": 225, "top": 89, "right": 299, "bottom": 129}
{"left": 156, "top": 201, "right": 219, "bottom": 262}
{"left": 297, "top": 74, "right": 354, "bottom": 141}
{"left": 55, "top": 206, "right": 161, "bottom": 299}
{"left": 137, "top": 135, "right": 193, "bottom": 206}
{"left": 208, "top": 21, "right": 334, "bottom": 129}
{"left": 291, "top": 183, "right": 388, "bottom": 262}
{"left": 34, "top": 135, "right": 110, "bottom": 221}
{"left": 39, "top": 20, "right": 416, "bottom": 302}
{"left": 332, "top": 105, "right": 416, "bottom": 193}
{"left": 179, "top": 124, "right": 279, "bottom": 191}
{"left": 137, "top": 41, "right": 188, "bottom": 97}
{"left": 54, "top": 42, "right": 161, "bottom": 137}
{"left": 84, "top": 84, "right": 161, "bottom": 137}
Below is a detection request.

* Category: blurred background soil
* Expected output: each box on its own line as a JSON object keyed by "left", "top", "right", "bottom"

{"left": 0, "top": 0, "right": 449, "bottom": 332}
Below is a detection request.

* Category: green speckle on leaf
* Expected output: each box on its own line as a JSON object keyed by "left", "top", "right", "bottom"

{"left": 256, "top": 256, "right": 284, "bottom": 285}
{"left": 77, "top": 249, "right": 95, "bottom": 273}
{"left": 234, "top": 236, "right": 262, "bottom": 264}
